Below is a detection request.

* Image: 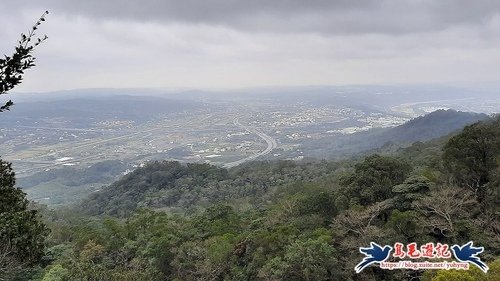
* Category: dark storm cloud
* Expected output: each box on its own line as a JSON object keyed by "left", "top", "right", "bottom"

{"left": 5, "top": 0, "right": 500, "bottom": 34}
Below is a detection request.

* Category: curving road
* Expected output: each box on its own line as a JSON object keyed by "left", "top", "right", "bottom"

{"left": 223, "top": 118, "right": 277, "bottom": 168}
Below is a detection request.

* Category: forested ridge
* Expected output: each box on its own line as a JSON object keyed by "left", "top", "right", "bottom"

{"left": 19, "top": 116, "right": 498, "bottom": 281}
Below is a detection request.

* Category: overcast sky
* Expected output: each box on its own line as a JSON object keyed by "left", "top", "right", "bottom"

{"left": 1, "top": 0, "right": 500, "bottom": 92}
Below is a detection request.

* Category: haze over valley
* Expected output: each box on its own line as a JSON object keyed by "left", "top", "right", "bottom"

{"left": 0, "top": 85, "right": 496, "bottom": 205}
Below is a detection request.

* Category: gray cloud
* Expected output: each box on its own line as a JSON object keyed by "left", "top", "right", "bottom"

{"left": 3, "top": 0, "right": 500, "bottom": 35}
{"left": 1, "top": 0, "right": 499, "bottom": 92}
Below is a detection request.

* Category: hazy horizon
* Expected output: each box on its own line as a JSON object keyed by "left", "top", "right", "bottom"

{"left": 9, "top": 81, "right": 500, "bottom": 96}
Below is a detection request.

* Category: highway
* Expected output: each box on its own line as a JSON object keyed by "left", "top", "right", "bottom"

{"left": 223, "top": 118, "right": 277, "bottom": 168}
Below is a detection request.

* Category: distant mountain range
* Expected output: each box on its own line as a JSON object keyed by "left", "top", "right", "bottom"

{"left": 0, "top": 95, "right": 202, "bottom": 127}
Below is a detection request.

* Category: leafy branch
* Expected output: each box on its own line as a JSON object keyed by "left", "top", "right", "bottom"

{"left": 0, "top": 11, "right": 49, "bottom": 112}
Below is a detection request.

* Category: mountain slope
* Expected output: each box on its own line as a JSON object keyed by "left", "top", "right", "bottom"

{"left": 301, "top": 109, "right": 489, "bottom": 159}
{"left": 384, "top": 109, "right": 489, "bottom": 142}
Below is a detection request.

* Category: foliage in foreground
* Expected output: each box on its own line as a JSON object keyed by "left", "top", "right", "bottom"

{"left": 0, "top": 12, "right": 49, "bottom": 280}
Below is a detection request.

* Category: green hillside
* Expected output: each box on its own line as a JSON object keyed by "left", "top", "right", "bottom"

{"left": 19, "top": 160, "right": 129, "bottom": 206}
